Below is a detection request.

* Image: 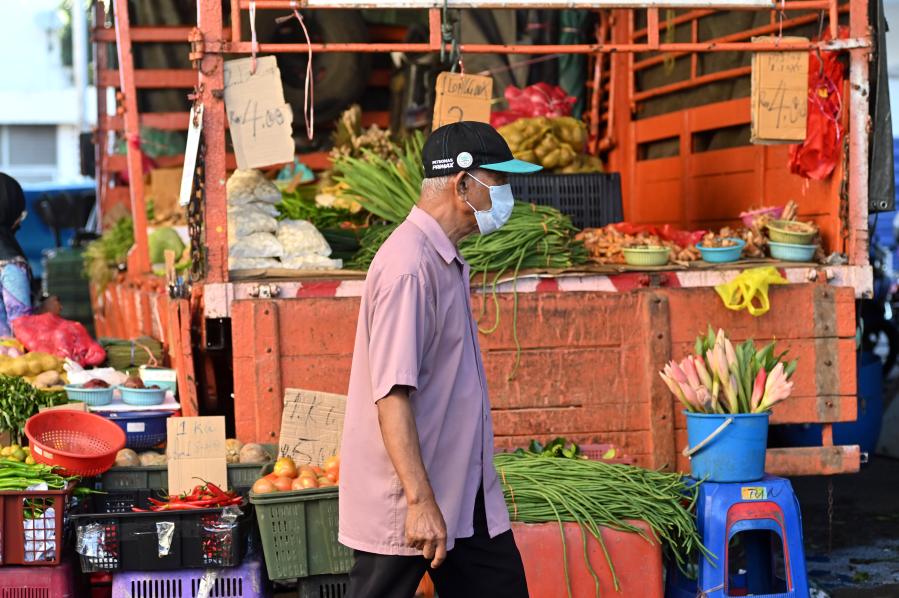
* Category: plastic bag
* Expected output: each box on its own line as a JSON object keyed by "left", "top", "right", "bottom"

{"left": 277, "top": 220, "right": 331, "bottom": 257}
{"left": 788, "top": 27, "right": 847, "bottom": 180}
{"left": 491, "top": 83, "right": 577, "bottom": 127}
{"left": 66, "top": 367, "right": 128, "bottom": 387}
{"left": 228, "top": 205, "right": 278, "bottom": 240}
{"left": 280, "top": 255, "right": 343, "bottom": 271}
{"left": 613, "top": 223, "right": 706, "bottom": 249}
{"left": 229, "top": 257, "right": 281, "bottom": 270}
{"left": 226, "top": 169, "right": 282, "bottom": 205}
{"left": 12, "top": 313, "right": 106, "bottom": 366}
{"left": 714, "top": 267, "right": 788, "bottom": 316}
{"left": 229, "top": 233, "right": 284, "bottom": 259}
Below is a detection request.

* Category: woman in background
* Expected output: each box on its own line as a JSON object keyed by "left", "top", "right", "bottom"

{"left": 0, "top": 173, "right": 33, "bottom": 336}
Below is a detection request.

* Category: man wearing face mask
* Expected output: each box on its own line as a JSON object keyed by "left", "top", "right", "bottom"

{"left": 339, "top": 122, "right": 540, "bottom": 598}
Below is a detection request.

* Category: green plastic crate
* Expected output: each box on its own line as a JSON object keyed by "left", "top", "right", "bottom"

{"left": 99, "top": 445, "right": 275, "bottom": 494}
{"left": 251, "top": 485, "right": 352, "bottom": 581}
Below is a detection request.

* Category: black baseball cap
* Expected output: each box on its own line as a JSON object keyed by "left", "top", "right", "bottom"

{"left": 422, "top": 121, "right": 542, "bottom": 179}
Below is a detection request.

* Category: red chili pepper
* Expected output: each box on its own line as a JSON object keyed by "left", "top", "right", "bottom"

{"left": 148, "top": 497, "right": 166, "bottom": 507}
{"left": 160, "top": 502, "right": 202, "bottom": 510}
{"left": 204, "top": 481, "right": 231, "bottom": 501}
{"left": 131, "top": 507, "right": 149, "bottom": 512}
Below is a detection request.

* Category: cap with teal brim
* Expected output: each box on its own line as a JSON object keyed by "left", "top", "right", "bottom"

{"left": 481, "top": 159, "right": 543, "bottom": 174}
{"left": 423, "top": 121, "right": 544, "bottom": 178}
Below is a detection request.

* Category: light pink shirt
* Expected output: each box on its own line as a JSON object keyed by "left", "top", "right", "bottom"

{"left": 338, "top": 206, "right": 510, "bottom": 556}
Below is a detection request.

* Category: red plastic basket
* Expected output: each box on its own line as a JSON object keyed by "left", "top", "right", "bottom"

{"left": 25, "top": 411, "right": 126, "bottom": 477}
{"left": 0, "top": 483, "right": 74, "bottom": 566}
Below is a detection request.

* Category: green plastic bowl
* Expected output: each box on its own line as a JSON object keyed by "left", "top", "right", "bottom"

{"left": 766, "top": 219, "right": 817, "bottom": 245}
{"left": 622, "top": 246, "right": 670, "bottom": 267}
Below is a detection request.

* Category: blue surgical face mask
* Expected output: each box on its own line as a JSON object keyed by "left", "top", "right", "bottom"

{"left": 464, "top": 172, "right": 514, "bottom": 235}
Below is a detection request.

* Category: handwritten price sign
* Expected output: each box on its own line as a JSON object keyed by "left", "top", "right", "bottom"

{"left": 751, "top": 37, "right": 809, "bottom": 144}
{"left": 167, "top": 416, "right": 227, "bottom": 495}
{"left": 278, "top": 389, "right": 345, "bottom": 466}
{"left": 224, "top": 56, "right": 295, "bottom": 169}
{"left": 433, "top": 72, "right": 493, "bottom": 129}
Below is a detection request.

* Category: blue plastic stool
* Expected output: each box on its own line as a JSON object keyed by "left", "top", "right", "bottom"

{"left": 694, "top": 475, "right": 809, "bottom": 598}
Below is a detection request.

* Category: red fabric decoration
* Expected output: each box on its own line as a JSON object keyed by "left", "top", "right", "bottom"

{"left": 788, "top": 28, "right": 848, "bottom": 180}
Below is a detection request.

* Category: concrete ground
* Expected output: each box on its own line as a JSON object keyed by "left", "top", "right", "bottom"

{"left": 793, "top": 456, "right": 899, "bottom": 597}
{"left": 791, "top": 360, "right": 899, "bottom": 598}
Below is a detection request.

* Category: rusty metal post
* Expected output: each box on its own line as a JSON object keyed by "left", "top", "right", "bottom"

{"left": 93, "top": 1, "right": 110, "bottom": 219}
{"left": 197, "top": 0, "right": 229, "bottom": 283}
{"left": 113, "top": 0, "right": 150, "bottom": 275}
{"left": 847, "top": 0, "right": 870, "bottom": 266}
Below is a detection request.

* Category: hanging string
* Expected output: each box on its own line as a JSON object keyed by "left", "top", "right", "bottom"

{"left": 249, "top": 0, "right": 258, "bottom": 74}
{"left": 276, "top": 2, "right": 315, "bottom": 140}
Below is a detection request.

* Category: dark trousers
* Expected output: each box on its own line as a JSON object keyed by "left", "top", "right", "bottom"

{"left": 346, "top": 488, "right": 529, "bottom": 598}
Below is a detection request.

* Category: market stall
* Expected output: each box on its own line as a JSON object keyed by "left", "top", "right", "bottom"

{"left": 59, "top": 0, "right": 877, "bottom": 594}
{"left": 87, "top": 0, "right": 871, "bottom": 478}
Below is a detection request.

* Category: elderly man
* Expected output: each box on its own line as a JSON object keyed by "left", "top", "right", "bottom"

{"left": 339, "top": 122, "right": 540, "bottom": 598}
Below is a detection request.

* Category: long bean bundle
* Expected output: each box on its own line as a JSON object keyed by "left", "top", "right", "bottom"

{"left": 494, "top": 452, "right": 709, "bottom": 597}
{"left": 336, "top": 134, "right": 588, "bottom": 378}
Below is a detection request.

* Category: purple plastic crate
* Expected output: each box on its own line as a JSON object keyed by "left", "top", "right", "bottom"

{"left": 111, "top": 555, "right": 269, "bottom": 598}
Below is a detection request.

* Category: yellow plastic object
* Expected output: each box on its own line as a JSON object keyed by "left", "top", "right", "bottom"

{"left": 714, "top": 266, "right": 788, "bottom": 316}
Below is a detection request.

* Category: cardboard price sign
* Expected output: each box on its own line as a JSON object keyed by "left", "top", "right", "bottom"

{"left": 223, "top": 56, "right": 295, "bottom": 169}
{"left": 751, "top": 36, "right": 809, "bottom": 144}
{"left": 166, "top": 416, "right": 227, "bottom": 495}
{"left": 432, "top": 72, "right": 493, "bottom": 129}
{"left": 278, "top": 389, "right": 345, "bottom": 466}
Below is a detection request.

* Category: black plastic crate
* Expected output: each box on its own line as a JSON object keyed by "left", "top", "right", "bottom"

{"left": 298, "top": 574, "right": 349, "bottom": 598}
{"left": 509, "top": 172, "right": 623, "bottom": 229}
{"left": 73, "top": 501, "right": 253, "bottom": 572}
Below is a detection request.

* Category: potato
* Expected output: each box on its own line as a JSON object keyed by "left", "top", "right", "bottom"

{"left": 32, "top": 370, "right": 61, "bottom": 389}
{"left": 115, "top": 449, "right": 141, "bottom": 467}
{"left": 238, "top": 443, "right": 271, "bottom": 464}
{"left": 139, "top": 451, "right": 166, "bottom": 466}
{"left": 225, "top": 438, "right": 243, "bottom": 464}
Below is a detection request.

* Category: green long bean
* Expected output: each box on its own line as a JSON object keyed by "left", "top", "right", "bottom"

{"left": 494, "top": 452, "right": 711, "bottom": 597}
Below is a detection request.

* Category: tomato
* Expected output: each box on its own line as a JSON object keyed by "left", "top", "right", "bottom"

{"left": 252, "top": 478, "right": 277, "bottom": 495}
{"left": 298, "top": 469, "right": 317, "bottom": 479}
{"left": 273, "top": 457, "right": 298, "bottom": 479}
{"left": 298, "top": 465, "right": 315, "bottom": 476}
{"left": 300, "top": 476, "right": 319, "bottom": 489}
{"left": 325, "top": 470, "right": 339, "bottom": 484}
{"left": 273, "top": 476, "right": 294, "bottom": 492}
{"left": 291, "top": 477, "right": 307, "bottom": 491}
{"left": 263, "top": 473, "right": 279, "bottom": 483}
{"left": 311, "top": 466, "right": 324, "bottom": 476}
{"left": 323, "top": 455, "right": 340, "bottom": 473}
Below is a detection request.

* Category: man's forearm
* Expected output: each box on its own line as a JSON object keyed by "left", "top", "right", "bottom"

{"left": 377, "top": 386, "right": 434, "bottom": 505}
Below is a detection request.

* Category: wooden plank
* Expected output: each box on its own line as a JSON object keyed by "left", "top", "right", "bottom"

{"left": 667, "top": 285, "right": 857, "bottom": 344}
{"left": 765, "top": 445, "right": 860, "bottom": 476}
{"left": 232, "top": 300, "right": 283, "bottom": 443}
{"left": 644, "top": 293, "right": 675, "bottom": 470}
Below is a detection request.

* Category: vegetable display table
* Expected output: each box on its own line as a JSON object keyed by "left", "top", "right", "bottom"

{"left": 512, "top": 520, "right": 663, "bottom": 598}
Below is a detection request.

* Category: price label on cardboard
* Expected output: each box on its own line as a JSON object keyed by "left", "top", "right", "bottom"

{"left": 223, "top": 56, "right": 295, "bottom": 169}
{"left": 432, "top": 72, "right": 493, "bottom": 129}
{"left": 278, "top": 389, "right": 345, "bottom": 466}
{"left": 751, "top": 36, "right": 809, "bottom": 144}
{"left": 167, "top": 416, "right": 227, "bottom": 495}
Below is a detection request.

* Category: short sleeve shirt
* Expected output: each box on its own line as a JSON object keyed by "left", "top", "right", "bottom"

{"left": 338, "top": 206, "right": 510, "bottom": 556}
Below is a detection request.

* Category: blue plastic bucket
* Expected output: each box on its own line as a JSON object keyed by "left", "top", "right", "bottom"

{"left": 685, "top": 411, "right": 770, "bottom": 482}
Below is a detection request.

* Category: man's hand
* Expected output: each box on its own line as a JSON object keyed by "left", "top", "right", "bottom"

{"left": 405, "top": 496, "right": 448, "bottom": 568}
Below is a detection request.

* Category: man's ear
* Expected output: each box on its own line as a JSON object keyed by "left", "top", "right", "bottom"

{"left": 453, "top": 171, "right": 468, "bottom": 200}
